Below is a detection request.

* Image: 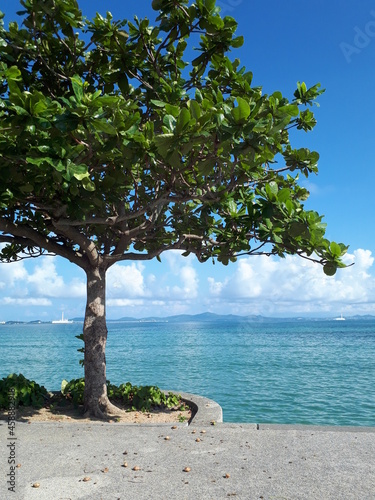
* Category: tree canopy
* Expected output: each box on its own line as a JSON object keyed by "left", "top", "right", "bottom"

{"left": 0, "top": 0, "right": 347, "bottom": 273}
{"left": 0, "top": 0, "right": 348, "bottom": 417}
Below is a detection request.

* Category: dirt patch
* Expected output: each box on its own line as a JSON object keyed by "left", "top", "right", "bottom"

{"left": 0, "top": 394, "right": 193, "bottom": 424}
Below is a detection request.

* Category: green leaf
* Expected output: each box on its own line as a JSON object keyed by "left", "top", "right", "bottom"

{"left": 176, "top": 108, "right": 191, "bottom": 133}
{"left": 227, "top": 199, "right": 237, "bottom": 215}
{"left": 154, "top": 134, "right": 175, "bottom": 156}
{"left": 61, "top": 380, "right": 68, "bottom": 394}
{"left": 72, "top": 167, "right": 89, "bottom": 181}
{"left": 189, "top": 100, "right": 201, "bottom": 120}
{"left": 278, "top": 104, "right": 299, "bottom": 117}
{"left": 163, "top": 114, "right": 175, "bottom": 132}
{"left": 231, "top": 97, "right": 250, "bottom": 123}
{"left": 11, "top": 105, "right": 29, "bottom": 116}
{"left": 92, "top": 119, "right": 117, "bottom": 135}
{"left": 278, "top": 188, "right": 291, "bottom": 203}
{"left": 205, "top": 0, "right": 216, "bottom": 12}
{"left": 330, "top": 241, "right": 342, "bottom": 258}
{"left": 118, "top": 75, "right": 129, "bottom": 94}
{"left": 6, "top": 66, "right": 22, "bottom": 81}
{"left": 268, "top": 181, "right": 278, "bottom": 196}
{"left": 71, "top": 75, "right": 83, "bottom": 102}
{"left": 289, "top": 222, "right": 309, "bottom": 239}
{"left": 198, "top": 157, "right": 215, "bottom": 175}
{"left": 231, "top": 35, "right": 244, "bottom": 48}
{"left": 150, "top": 99, "right": 166, "bottom": 108}
{"left": 152, "top": 0, "right": 163, "bottom": 10}
{"left": 82, "top": 178, "right": 96, "bottom": 191}
{"left": 165, "top": 104, "right": 179, "bottom": 116}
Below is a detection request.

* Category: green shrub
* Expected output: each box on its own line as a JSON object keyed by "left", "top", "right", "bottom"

{"left": 0, "top": 373, "right": 48, "bottom": 409}
{"left": 114, "top": 382, "right": 183, "bottom": 412}
{"left": 61, "top": 378, "right": 85, "bottom": 407}
{"left": 60, "top": 378, "right": 184, "bottom": 412}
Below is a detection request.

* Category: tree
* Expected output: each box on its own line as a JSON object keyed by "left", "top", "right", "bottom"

{"left": 0, "top": 0, "right": 347, "bottom": 418}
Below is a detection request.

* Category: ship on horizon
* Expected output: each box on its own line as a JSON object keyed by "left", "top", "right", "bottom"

{"left": 52, "top": 312, "right": 73, "bottom": 324}
{"left": 334, "top": 313, "right": 346, "bottom": 321}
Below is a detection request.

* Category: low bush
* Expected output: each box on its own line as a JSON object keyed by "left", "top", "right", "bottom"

{"left": 61, "top": 378, "right": 185, "bottom": 412}
{"left": 61, "top": 378, "right": 85, "bottom": 407}
{"left": 0, "top": 373, "right": 48, "bottom": 409}
{"left": 0, "top": 373, "right": 187, "bottom": 413}
{"left": 114, "top": 382, "right": 183, "bottom": 411}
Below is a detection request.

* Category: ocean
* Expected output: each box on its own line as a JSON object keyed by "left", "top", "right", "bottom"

{"left": 1, "top": 319, "right": 374, "bottom": 426}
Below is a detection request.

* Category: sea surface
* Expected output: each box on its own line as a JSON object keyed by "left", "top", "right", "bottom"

{"left": 1, "top": 320, "right": 374, "bottom": 426}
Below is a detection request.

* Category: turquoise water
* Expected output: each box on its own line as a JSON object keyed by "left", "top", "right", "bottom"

{"left": 1, "top": 320, "right": 374, "bottom": 426}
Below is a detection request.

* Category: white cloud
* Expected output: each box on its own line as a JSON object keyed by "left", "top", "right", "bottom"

{"left": 2, "top": 297, "right": 52, "bottom": 306}
{"left": 67, "top": 278, "right": 86, "bottom": 298}
{"left": 107, "top": 299, "right": 144, "bottom": 307}
{"left": 208, "top": 276, "right": 225, "bottom": 296}
{"left": 24, "top": 258, "right": 85, "bottom": 299}
{"left": 163, "top": 251, "right": 199, "bottom": 299}
{"left": 172, "top": 266, "right": 199, "bottom": 299}
{"left": 107, "top": 262, "right": 147, "bottom": 298}
{"left": 106, "top": 252, "right": 199, "bottom": 307}
{"left": 206, "top": 249, "right": 375, "bottom": 316}
{"left": 1, "top": 248, "right": 375, "bottom": 320}
{"left": 27, "top": 259, "right": 66, "bottom": 297}
{"left": 0, "top": 257, "right": 85, "bottom": 314}
{"left": 0, "top": 260, "right": 28, "bottom": 287}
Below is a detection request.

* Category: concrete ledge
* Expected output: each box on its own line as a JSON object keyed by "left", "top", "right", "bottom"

{"left": 177, "top": 391, "right": 223, "bottom": 425}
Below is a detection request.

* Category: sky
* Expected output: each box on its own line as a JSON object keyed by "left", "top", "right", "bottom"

{"left": 1, "top": 0, "right": 375, "bottom": 321}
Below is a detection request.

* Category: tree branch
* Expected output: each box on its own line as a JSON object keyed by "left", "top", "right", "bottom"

{"left": 51, "top": 221, "right": 100, "bottom": 269}
{"left": 0, "top": 220, "right": 84, "bottom": 267}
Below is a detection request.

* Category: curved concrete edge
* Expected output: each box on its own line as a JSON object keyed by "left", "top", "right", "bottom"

{"left": 176, "top": 391, "right": 223, "bottom": 426}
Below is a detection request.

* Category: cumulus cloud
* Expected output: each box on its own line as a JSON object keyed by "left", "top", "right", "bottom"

{"left": 107, "top": 262, "right": 147, "bottom": 298}
{"left": 205, "top": 249, "right": 375, "bottom": 315}
{"left": 158, "top": 251, "right": 199, "bottom": 302}
{"left": 0, "top": 260, "right": 28, "bottom": 288}
{"left": 107, "top": 298, "right": 145, "bottom": 307}
{"left": 171, "top": 266, "right": 199, "bottom": 299}
{"left": 107, "top": 252, "right": 199, "bottom": 300}
{"left": 104, "top": 251, "right": 201, "bottom": 318}
{"left": 0, "top": 257, "right": 85, "bottom": 318}
{"left": 3, "top": 297, "right": 52, "bottom": 306}
{"left": 25, "top": 259, "right": 85, "bottom": 299}
{"left": 1, "top": 248, "right": 375, "bottom": 319}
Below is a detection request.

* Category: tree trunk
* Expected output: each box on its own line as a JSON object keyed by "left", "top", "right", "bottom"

{"left": 83, "top": 265, "right": 121, "bottom": 418}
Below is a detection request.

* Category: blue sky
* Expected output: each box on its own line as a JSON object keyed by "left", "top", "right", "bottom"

{"left": 1, "top": 0, "right": 375, "bottom": 321}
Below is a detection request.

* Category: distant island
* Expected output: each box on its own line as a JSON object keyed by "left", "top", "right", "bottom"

{"left": 2, "top": 313, "right": 375, "bottom": 325}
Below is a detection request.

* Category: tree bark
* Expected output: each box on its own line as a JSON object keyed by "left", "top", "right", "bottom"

{"left": 83, "top": 265, "right": 121, "bottom": 418}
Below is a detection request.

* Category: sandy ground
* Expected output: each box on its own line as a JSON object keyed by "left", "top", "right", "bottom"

{"left": 0, "top": 396, "right": 193, "bottom": 424}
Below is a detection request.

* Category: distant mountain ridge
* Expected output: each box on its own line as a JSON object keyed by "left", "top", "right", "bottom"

{"left": 2, "top": 313, "right": 375, "bottom": 324}
{"left": 114, "top": 312, "right": 375, "bottom": 323}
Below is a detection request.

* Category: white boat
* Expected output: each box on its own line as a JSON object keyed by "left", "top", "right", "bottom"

{"left": 52, "top": 312, "right": 73, "bottom": 324}
{"left": 334, "top": 313, "right": 345, "bottom": 321}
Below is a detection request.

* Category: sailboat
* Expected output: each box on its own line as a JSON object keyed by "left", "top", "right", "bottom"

{"left": 52, "top": 312, "right": 73, "bottom": 324}
{"left": 334, "top": 313, "right": 345, "bottom": 321}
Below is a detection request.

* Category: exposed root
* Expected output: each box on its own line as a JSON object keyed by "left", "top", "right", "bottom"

{"left": 105, "top": 400, "right": 126, "bottom": 416}
{"left": 83, "top": 398, "right": 126, "bottom": 420}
